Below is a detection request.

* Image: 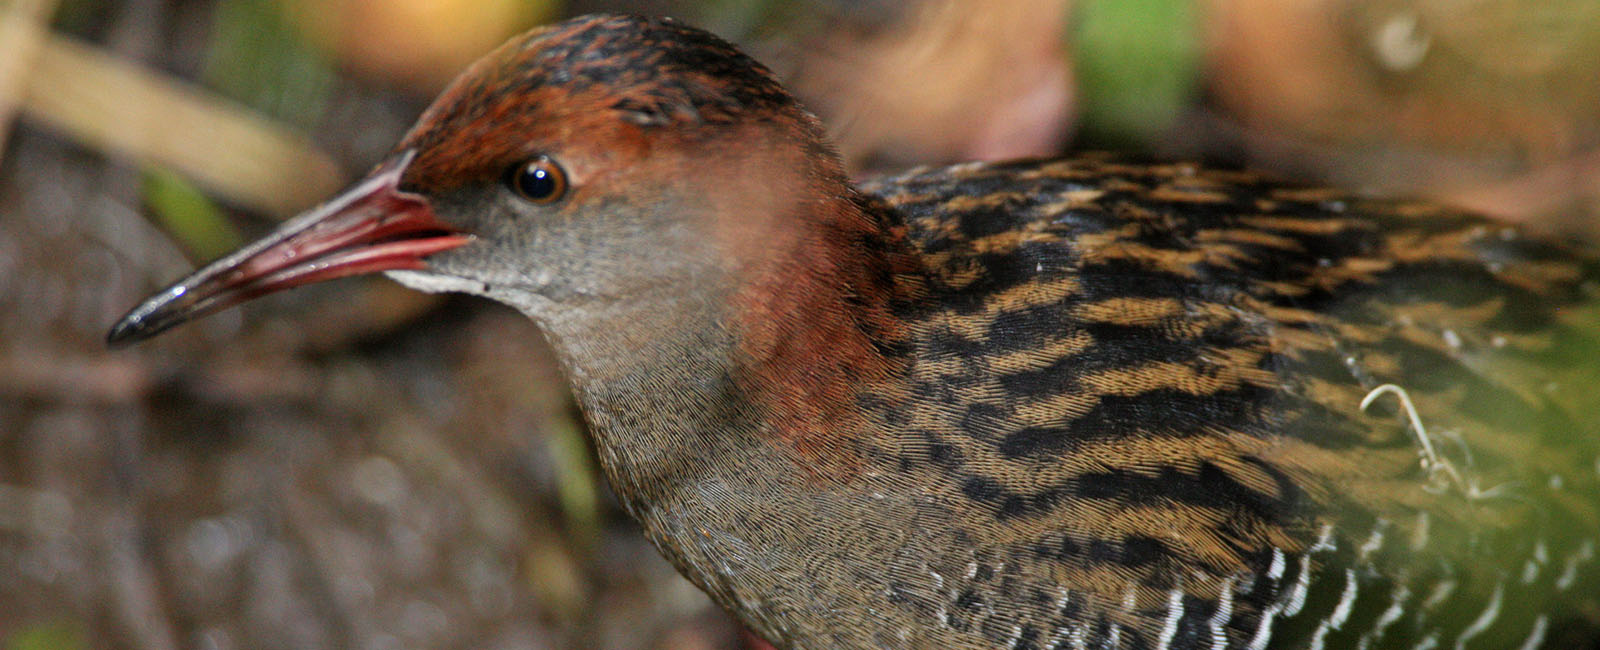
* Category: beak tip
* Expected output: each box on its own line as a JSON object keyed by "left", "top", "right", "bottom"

{"left": 106, "top": 291, "right": 182, "bottom": 348}
{"left": 104, "top": 150, "right": 447, "bottom": 349}
{"left": 105, "top": 317, "right": 147, "bottom": 348}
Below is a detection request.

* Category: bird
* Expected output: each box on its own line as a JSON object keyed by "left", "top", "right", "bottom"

{"left": 107, "top": 13, "right": 1600, "bottom": 650}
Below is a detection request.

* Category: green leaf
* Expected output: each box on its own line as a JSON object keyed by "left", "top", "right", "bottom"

{"left": 202, "top": 0, "right": 335, "bottom": 127}
{"left": 545, "top": 414, "right": 601, "bottom": 548}
{"left": 5, "top": 621, "right": 86, "bottom": 650}
{"left": 142, "top": 166, "right": 244, "bottom": 262}
{"left": 690, "top": 0, "right": 802, "bottom": 40}
{"left": 1070, "top": 0, "right": 1202, "bottom": 147}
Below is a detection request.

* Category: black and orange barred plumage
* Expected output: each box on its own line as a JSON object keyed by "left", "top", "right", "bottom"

{"left": 109, "top": 15, "right": 1600, "bottom": 649}
{"left": 828, "top": 154, "right": 1600, "bottom": 648}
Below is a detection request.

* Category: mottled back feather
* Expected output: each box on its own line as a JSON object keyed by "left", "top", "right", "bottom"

{"left": 842, "top": 154, "right": 1600, "bottom": 649}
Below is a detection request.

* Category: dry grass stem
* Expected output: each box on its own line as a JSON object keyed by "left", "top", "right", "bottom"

{"left": 0, "top": 0, "right": 61, "bottom": 159}
{"left": 14, "top": 20, "right": 344, "bottom": 216}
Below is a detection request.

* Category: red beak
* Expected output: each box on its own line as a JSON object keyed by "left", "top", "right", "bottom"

{"left": 107, "top": 151, "right": 471, "bottom": 347}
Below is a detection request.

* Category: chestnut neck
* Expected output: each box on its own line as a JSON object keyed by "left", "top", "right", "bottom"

{"left": 533, "top": 179, "right": 922, "bottom": 506}
{"left": 727, "top": 187, "right": 922, "bottom": 463}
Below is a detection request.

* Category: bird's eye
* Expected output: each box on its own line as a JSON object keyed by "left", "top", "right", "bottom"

{"left": 507, "top": 156, "right": 567, "bottom": 203}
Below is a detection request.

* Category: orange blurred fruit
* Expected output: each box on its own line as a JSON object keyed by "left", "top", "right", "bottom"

{"left": 282, "top": 0, "right": 562, "bottom": 91}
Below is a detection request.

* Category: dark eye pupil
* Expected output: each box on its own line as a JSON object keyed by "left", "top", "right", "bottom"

{"left": 518, "top": 164, "right": 557, "bottom": 199}
{"left": 508, "top": 157, "right": 566, "bottom": 203}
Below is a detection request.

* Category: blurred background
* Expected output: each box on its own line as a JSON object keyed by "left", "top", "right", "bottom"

{"left": 2, "top": 0, "right": 1598, "bottom": 648}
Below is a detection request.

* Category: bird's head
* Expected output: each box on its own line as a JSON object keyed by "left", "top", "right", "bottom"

{"left": 109, "top": 14, "right": 848, "bottom": 345}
